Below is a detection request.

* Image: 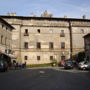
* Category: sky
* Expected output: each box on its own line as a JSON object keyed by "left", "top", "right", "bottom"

{"left": 0, "top": 0, "right": 90, "bottom": 18}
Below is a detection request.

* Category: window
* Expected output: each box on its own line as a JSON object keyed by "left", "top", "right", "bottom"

{"left": 61, "top": 56, "right": 65, "bottom": 60}
{"left": 50, "top": 56, "right": 53, "bottom": 60}
{"left": 37, "top": 29, "right": 40, "bottom": 33}
{"left": 1, "top": 35, "right": 3, "bottom": 44}
{"left": 5, "top": 37, "right": 7, "bottom": 45}
{"left": 49, "top": 42, "right": 54, "bottom": 49}
{"left": 2, "top": 25, "right": 4, "bottom": 29}
{"left": 24, "top": 56, "right": 28, "bottom": 60}
{"left": 37, "top": 42, "right": 41, "bottom": 49}
{"left": 24, "top": 29, "right": 29, "bottom": 36}
{"left": 5, "top": 49, "right": 8, "bottom": 54}
{"left": 61, "top": 42, "right": 65, "bottom": 49}
{"left": 60, "top": 30, "right": 65, "bottom": 37}
{"left": 5, "top": 49, "right": 11, "bottom": 54}
{"left": 37, "top": 56, "right": 40, "bottom": 60}
{"left": 24, "top": 42, "right": 28, "bottom": 49}
{"left": 8, "top": 49, "right": 11, "bottom": 54}
{"left": 81, "top": 29, "right": 84, "bottom": 34}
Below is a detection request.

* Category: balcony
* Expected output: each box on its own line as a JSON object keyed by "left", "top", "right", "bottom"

{"left": 60, "top": 33, "right": 65, "bottom": 37}
{"left": 24, "top": 33, "right": 29, "bottom": 36}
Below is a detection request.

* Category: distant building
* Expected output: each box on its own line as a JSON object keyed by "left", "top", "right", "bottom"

{"left": 0, "top": 12, "right": 90, "bottom": 65}
{"left": 84, "top": 33, "right": 90, "bottom": 61}
{"left": 0, "top": 17, "right": 14, "bottom": 61}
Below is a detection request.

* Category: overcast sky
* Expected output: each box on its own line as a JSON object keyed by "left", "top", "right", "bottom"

{"left": 0, "top": 0, "right": 90, "bottom": 18}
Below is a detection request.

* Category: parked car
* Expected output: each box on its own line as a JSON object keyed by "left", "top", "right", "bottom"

{"left": 58, "top": 61, "right": 65, "bottom": 67}
{"left": 78, "top": 61, "right": 90, "bottom": 70}
{"left": 0, "top": 60, "right": 8, "bottom": 72}
{"left": 64, "top": 61, "right": 74, "bottom": 69}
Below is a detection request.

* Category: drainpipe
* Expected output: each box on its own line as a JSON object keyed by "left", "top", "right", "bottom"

{"left": 69, "top": 21, "right": 73, "bottom": 59}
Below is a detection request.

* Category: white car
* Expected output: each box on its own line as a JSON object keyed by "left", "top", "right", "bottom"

{"left": 78, "top": 61, "right": 90, "bottom": 70}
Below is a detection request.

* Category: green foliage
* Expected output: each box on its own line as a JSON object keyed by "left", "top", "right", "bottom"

{"left": 77, "top": 51, "right": 85, "bottom": 62}
{"left": 26, "top": 63, "right": 52, "bottom": 68}
{"left": 51, "top": 59, "right": 57, "bottom": 66}
{"left": 71, "top": 51, "right": 85, "bottom": 63}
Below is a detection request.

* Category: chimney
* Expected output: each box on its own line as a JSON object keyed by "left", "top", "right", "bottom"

{"left": 30, "top": 13, "right": 36, "bottom": 17}
{"left": 64, "top": 15, "right": 67, "bottom": 18}
{"left": 82, "top": 15, "right": 86, "bottom": 19}
{"left": 7, "top": 12, "right": 16, "bottom": 16}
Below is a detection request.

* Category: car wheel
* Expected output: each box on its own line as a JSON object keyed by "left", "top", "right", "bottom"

{"left": 83, "top": 67, "right": 86, "bottom": 70}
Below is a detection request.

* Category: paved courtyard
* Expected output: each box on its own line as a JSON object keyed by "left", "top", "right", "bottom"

{"left": 0, "top": 67, "right": 90, "bottom": 90}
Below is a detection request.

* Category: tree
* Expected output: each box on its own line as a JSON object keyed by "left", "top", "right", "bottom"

{"left": 77, "top": 51, "right": 85, "bottom": 62}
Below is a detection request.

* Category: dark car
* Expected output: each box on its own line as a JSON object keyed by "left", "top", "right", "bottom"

{"left": 64, "top": 61, "right": 74, "bottom": 69}
{"left": 0, "top": 60, "right": 8, "bottom": 72}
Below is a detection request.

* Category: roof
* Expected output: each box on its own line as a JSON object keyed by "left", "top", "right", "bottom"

{"left": 0, "top": 53, "right": 17, "bottom": 59}
{"left": 84, "top": 33, "right": 90, "bottom": 38}
{"left": 0, "top": 17, "right": 14, "bottom": 29}
{"left": 0, "top": 15, "right": 90, "bottom": 22}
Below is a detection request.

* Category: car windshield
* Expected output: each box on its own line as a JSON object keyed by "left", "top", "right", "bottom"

{"left": 65, "top": 61, "right": 72, "bottom": 64}
{"left": 87, "top": 62, "right": 90, "bottom": 65}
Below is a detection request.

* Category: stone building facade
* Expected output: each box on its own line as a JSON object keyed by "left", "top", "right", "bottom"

{"left": 84, "top": 33, "right": 90, "bottom": 61}
{"left": 0, "top": 17, "right": 14, "bottom": 55}
{"left": 1, "top": 13, "right": 90, "bottom": 65}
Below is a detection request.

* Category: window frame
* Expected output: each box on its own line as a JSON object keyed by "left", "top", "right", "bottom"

{"left": 60, "top": 30, "right": 65, "bottom": 37}
{"left": 61, "top": 56, "right": 65, "bottom": 60}
{"left": 24, "top": 29, "right": 29, "bottom": 36}
{"left": 24, "top": 42, "right": 29, "bottom": 49}
{"left": 1, "top": 35, "right": 3, "bottom": 44}
{"left": 24, "top": 56, "right": 28, "bottom": 60}
{"left": 61, "top": 42, "right": 65, "bottom": 49}
{"left": 37, "top": 56, "right": 40, "bottom": 60}
{"left": 37, "top": 42, "right": 41, "bottom": 49}
{"left": 50, "top": 56, "right": 53, "bottom": 60}
{"left": 49, "top": 42, "right": 54, "bottom": 49}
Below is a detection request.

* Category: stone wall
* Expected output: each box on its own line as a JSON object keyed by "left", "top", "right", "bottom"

{"left": 2, "top": 17, "right": 90, "bottom": 64}
{"left": 0, "top": 21, "right": 12, "bottom": 53}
